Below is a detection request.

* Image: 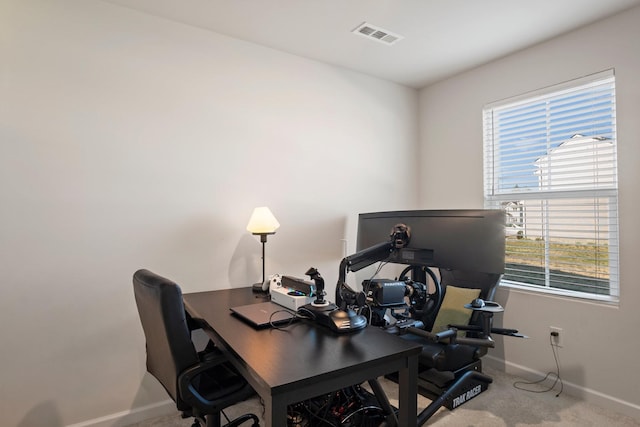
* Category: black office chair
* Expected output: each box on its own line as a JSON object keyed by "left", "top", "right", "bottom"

{"left": 398, "top": 268, "right": 509, "bottom": 425}
{"left": 133, "top": 269, "right": 260, "bottom": 427}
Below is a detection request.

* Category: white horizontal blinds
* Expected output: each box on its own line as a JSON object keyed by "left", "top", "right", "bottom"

{"left": 483, "top": 70, "right": 619, "bottom": 300}
{"left": 485, "top": 73, "right": 616, "bottom": 195}
{"left": 497, "top": 197, "right": 618, "bottom": 296}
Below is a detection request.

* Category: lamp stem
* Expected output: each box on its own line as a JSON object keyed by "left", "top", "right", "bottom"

{"left": 252, "top": 232, "right": 273, "bottom": 293}
{"left": 260, "top": 234, "right": 267, "bottom": 284}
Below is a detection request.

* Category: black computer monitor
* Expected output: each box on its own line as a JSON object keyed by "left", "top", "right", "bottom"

{"left": 356, "top": 209, "right": 505, "bottom": 275}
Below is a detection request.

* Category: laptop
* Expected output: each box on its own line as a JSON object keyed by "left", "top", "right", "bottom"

{"left": 230, "top": 301, "right": 296, "bottom": 328}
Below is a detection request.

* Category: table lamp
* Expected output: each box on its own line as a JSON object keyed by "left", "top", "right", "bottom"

{"left": 246, "top": 207, "right": 280, "bottom": 292}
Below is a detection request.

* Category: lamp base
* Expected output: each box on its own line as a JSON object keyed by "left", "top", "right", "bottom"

{"left": 252, "top": 282, "right": 269, "bottom": 293}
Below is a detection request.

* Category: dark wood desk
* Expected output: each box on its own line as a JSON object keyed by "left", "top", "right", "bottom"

{"left": 183, "top": 287, "right": 421, "bottom": 427}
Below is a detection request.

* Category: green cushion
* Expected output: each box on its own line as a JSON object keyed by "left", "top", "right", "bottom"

{"left": 431, "top": 286, "right": 481, "bottom": 334}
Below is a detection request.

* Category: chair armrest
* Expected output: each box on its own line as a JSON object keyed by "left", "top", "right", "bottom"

{"left": 448, "top": 323, "right": 475, "bottom": 331}
{"left": 457, "top": 324, "right": 527, "bottom": 337}
{"left": 406, "top": 326, "right": 496, "bottom": 348}
{"left": 406, "top": 326, "right": 457, "bottom": 342}
{"left": 455, "top": 336, "right": 495, "bottom": 348}
{"left": 177, "top": 353, "right": 234, "bottom": 413}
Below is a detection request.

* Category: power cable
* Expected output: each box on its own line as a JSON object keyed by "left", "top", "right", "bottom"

{"left": 513, "top": 333, "right": 564, "bottom": 397}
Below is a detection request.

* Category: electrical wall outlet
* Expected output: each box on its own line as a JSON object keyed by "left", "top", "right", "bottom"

{"left": 550, "top": 326, "right": 563, "bottom": 347}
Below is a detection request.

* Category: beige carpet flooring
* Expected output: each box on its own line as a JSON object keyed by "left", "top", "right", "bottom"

{"left": 128, "top": 366, "right": 640, "bottom": 427}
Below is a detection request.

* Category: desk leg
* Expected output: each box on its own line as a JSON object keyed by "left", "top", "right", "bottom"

{"left": 398, "top": 353, "right": 418, "bottom": 427}
{"left": 262, "top": 394, "right": 288, "bottom": 427}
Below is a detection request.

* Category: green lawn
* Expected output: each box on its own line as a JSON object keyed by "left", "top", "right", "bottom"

{"left": 505, "top": 237, "right": 610, "bottom": 294}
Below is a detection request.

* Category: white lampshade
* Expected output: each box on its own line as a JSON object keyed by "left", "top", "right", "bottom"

{"left": 246, "top": 207, "right": 280, "bottom": 234}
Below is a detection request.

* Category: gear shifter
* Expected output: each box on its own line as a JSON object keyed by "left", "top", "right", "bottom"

{"left": 300, "top": 267, "right": 367, "bottom": 333}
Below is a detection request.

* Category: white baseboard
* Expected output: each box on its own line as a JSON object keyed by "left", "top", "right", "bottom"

{"left": 485, "top": 355, "right": 640, "bottom": 422}
{"left": 65, "top": 399, "right": 175, "bottom": 427}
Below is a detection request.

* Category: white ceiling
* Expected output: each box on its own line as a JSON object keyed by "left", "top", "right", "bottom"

{"left": 103, "top": 0, "right": 640, "bottom": 88}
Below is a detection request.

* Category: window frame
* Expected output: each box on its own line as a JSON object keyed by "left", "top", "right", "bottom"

{"left": 483, "top": 70, "right": 619, "bottom": 303}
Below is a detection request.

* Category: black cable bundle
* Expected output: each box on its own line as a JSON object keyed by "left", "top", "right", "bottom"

{"left": 513, "top": 334, "right": 564, "bottom": 397}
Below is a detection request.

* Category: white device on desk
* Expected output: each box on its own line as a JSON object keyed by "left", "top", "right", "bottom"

{"left": 270, "top": 275, "right": 314, "bottom": 311}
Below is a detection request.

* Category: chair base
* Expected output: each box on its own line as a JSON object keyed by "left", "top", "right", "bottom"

{"left": 386, "top": 361, "right": 493, "bottom": 427}
{"left": 417, "top": 368, "right": 493, "bottom": 426}
{"left": 416, "top": 366, "right": 491, "bottom": 411}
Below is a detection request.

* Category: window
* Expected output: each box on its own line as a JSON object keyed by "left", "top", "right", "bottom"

{"left": 483, "top": 70, "right": 619, "bottom": 302}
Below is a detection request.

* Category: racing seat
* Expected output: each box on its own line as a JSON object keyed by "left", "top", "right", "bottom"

{"left": 398, "top": 268, "right": 511, "bottom": 425}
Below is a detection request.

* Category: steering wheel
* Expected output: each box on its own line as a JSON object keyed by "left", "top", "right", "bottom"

{"left": 400, "top": 265, "right": 442, "bottom": 321}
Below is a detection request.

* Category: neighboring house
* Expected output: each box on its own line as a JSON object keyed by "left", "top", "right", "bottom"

{"left": 534, "top": 134, "right": 616, "bottom": 191}
{"left": 510, "top": 134, "right": 616, "bottom": 241}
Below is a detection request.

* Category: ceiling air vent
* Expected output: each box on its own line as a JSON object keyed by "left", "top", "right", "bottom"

{"left": 352, "top": 22, "right": 404, "bottom": 45}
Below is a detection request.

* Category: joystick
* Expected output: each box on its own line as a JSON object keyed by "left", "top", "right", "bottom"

{"left": 300, "top": 267, "right": 367, "bottom": 333}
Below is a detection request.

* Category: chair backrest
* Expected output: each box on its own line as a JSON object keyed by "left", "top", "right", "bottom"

{"left": 133, "top": 269, "right": 199, "bottom": 410}
{"left": 440, "top": 268, "right": 502, "bottom": 328}
{"left": 421, "top": 268, "right": 502, "bottom": 331}
{"left": 439, "top": 269, "right": 501, "bottom": 301}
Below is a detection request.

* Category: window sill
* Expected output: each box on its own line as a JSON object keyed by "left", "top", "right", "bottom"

{"left": 499, "top": 280, "right": 620, "bottom": 307}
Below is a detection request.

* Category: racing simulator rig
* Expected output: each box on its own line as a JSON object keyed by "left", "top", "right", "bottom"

{"left": 334, "top": 209, "right": 526, "bottom": 426}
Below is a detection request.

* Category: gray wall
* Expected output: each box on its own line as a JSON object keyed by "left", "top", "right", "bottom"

{"left": 0, "top": 1, "right": 418, "bottom": 425}
{"left": 417, "top": 5, "right": 640, "bottom": 419}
